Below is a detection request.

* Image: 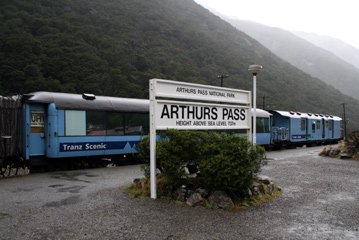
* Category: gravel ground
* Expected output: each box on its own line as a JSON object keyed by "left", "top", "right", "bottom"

{"left": 0, "top": 146, "right": 358, "bottom": 240}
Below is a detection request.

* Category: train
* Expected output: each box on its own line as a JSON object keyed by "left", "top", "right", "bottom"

{"left": 0, "top": 91, "right": 342, "bottom": 172}
{"left": 254, "top": 108, "right": 342, "bottom": 147}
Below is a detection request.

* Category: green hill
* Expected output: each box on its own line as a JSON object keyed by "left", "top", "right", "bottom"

{"left": 1, "top": 0, "right": 358, "bottom": 132}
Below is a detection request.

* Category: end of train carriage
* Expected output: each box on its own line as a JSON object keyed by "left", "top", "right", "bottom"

{"left": 251, "top": 108, "right": 272, "bottom": 146}
{"left": 0, "top": 95, "right": 25, "bottom": 173}
{"left": 269, "top": 110, "right": 342, "bottom": 147}
{"left": 21, "top": 92, "right": 149, "bottom": 166}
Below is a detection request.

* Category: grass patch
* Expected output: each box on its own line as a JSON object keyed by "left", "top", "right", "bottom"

{"left": 123, "top": 181, "right": 150, "bottom": 198}
{"left": 232, "top": 185, "right": 282, "bottom": 211}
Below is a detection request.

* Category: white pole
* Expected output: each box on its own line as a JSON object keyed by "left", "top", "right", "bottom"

{"left": 149, "top": 80, "right": 157, "bottom": 199}
{"left": 253, "top": 74, "right": 257, "bottom": 145}
{"left": 248, "top": 91, "right": 252, "bottom": 143}
{"left": 248, "top": 64, "right": 262, "bottom": 145}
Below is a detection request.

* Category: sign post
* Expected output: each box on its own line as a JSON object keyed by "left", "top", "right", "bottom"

{"left": 149, "top": 79, "right": 251, "bottom": 199}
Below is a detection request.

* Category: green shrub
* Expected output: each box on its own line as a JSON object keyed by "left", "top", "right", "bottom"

{"left": 157, "top": 130, "right": 208, "bottom": 188}
{"left": 138, "top": 130, "right": 207, "bottom": 187}
{"left": 137, "top": 135, "right": 151, "bottom": 177}
{"left": 347, "top": 131, "right": 359, "bottom": 154}
{"left": 199, "top": 134, "right": 265, "bottom": 193}
{"left": 137, "top": 130, "right": 265, "bottom": 195}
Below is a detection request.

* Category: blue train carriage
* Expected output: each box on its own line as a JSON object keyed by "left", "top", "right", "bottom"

{"left": 270, "top": 110, "right": 342, "bottom": 146}
{"left": 23, "top": 92, "right": 149, "bottom": 165}
{"left": 321, "top": 114, "right": 342, "bottom": 143}
{"left": 297, "top": 113, "right": 342, "bottom": 144}
{"left": 252, "top": 108, "right": 272, "bottom": 146}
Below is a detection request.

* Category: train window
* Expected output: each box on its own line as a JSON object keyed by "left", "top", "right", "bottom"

{"left": 256, "top": 117, "right": 270, "bottom": 133}
{"left": 86, "top": 111, "right": 106, "bottom": 136}
{"left": 300, "top": 118, "right": 306, "bottom": 131}
{"left": 124, "top": 113, "right": 149, "bottom": 135}
{"left": 312, "top": 122, "right": 316, "bottom": 133}
{"left": 328, "top": 120, "right": 333, "bottom": 130}
{"left": 106, "top": 112, "right": 125, "bottom": 136}
{"left": 31, "top": 111, "right": 45, "bottom": 133}
{"left": 65, "top": 110, "right": 86, "bottom": 136}
{"left": 316, "top": 120, "right": 320, "bottom": 129}
{"left": 106, "top": 112, "right": 149, "bottom": 136}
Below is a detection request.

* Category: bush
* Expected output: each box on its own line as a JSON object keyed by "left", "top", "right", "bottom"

{"left": 347, "top": 131, "right": 359, "bottom": 154}
{"left": 137, "top": 136, "right": 151, "bottom": 177}
{"left": 137, "top": 130, "right": 265, "bottom": 195}
{"left": 200, "top": 134, "right": 265, "bottom": 193}
{"left": 138, "top": 130, "right": 207, "bottom": 187}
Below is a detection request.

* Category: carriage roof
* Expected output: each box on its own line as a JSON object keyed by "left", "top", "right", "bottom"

{"left": 270, "top": 110, "right": 341, "bottom": 121}
{"left": 24, "top": 92, "right": 149, "bottom": 112}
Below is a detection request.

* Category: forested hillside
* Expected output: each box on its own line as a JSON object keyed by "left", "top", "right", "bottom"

{"left": 1, "top": 0, "right": 359, "bottom": 131}
{"left": 294, "top": 31, "right": 359, "bottom": 70}
{"left": 227, "top": 19, "right": 359, "bottom": 101}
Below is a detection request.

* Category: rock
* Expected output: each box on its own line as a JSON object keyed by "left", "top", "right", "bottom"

{"left": 174, "top": 186, "right": 188, "bottom": 201}
{"left": 186, "top": 192, "right": 203, "bottom": 207}
{"left": 320, "top": 146, "right": 332, "bottom": 156}
{"left": 257, "top": 175, "right": 272, "bottom": 184}
{"left": 329, "top": 148, "right": 340, "bottom": 157}
{"left": 187, "top": 189, "right": 194, "bottom": 197}
{"left": 208, "top": 191, "right": 234, "bottom": 209}
{"left": 340, "top": 152, "right": 353, "bottom": 159}
{"left": 251, "top": 182, "right": 265, "bottom": 196}
{"left": 195, "top": 188, "right": 209, "bottom": 198}
{"left": 267, "top": 182, "right": 274, "bottom": 195}
{"left": 247, "top": 188, "right": 253, "bottom": 197}
{"left": 256, "top": 176, "right": 275, "bottom": 195}
{"left": 133, "top": 178, "right": 146, "bottom": 189}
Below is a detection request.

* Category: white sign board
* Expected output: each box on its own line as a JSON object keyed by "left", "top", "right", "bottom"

{"left": 156, "top": 100, "right": 250, "bottom": 130}
{"left": 149, "top": 79, "right": 251, "bottom": 199}
{"left": 153, "top": 78, "right": 250, "bottom": 104}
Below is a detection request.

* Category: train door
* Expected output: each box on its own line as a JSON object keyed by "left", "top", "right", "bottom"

{"left": 24, "top": 104, "right": 47, "bottom": 160}
{"left": 321, "top": 119, "right": 325, "bottom": 139}
{"left": 329, "top": 120, "right": 334, "bottom": 139}
{"left": 304, "top": 118, "right": 309, "bottom": 140}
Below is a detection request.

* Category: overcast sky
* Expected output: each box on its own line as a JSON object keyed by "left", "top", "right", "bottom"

{"left": 194, "top": 0, "right": 359, "bottom": 49}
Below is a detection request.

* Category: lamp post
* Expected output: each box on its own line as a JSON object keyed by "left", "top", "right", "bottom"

{"left": 218, "top": 74, "right": 229, "bottom": 87}
{"left": 248, "top": 64, "right": 263, "bottom": 145}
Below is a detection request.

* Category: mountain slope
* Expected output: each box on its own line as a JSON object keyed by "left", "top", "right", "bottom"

{"left": 1, "top": 0, "right": 359, "bottom": 131}
{"left": 294, "top": 31, "right": 359, "bottom": 70}
{"left": 227, "top": 19, "right": 359, "bottom": 102}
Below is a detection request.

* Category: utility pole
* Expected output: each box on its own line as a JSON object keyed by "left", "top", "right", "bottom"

{"left": 217, "top": 74, "right": 229, "bottom": 87}
{"left": 341, "top": 103, "right": 347, "bottom": 141}
{"left": 262, "top": 95, "right": 266, "bottom": 110}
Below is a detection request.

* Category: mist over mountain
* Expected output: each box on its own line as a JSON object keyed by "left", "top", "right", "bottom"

{"left": 294, "top": 31, "right": 359, "bottom": 69}
{"left": 226, "top": 19, "right": 359, "bottom": 102}
{"left": 1, "top": 0, "right": 358, "bottom": 131}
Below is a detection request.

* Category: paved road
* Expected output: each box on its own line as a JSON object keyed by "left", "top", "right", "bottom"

{"left": 0, "top": 146, "right": 358, "bottom": 240}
